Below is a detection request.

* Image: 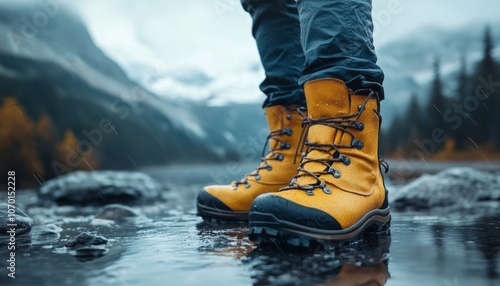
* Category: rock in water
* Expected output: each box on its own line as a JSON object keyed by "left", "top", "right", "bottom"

{"left": 95, "top": 204, "right": 139, "bottom": 220}
{"left": 0, "top": 203, "right": 34, "bottom": 236}
{"left": 390, "top": 167, "right": 500, "bottom": 211}
{"left": 39, "top": 171, "right": 162, "bottom": 205}
{"left": 65, "top": 232, "right": 108, "bottom": 248}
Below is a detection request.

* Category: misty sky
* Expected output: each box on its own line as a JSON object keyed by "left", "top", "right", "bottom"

{"left": 67, "top": 0, "right": 499, "bottom": 105}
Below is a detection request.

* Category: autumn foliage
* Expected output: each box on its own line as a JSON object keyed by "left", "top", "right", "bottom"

{"left": 0, "top": 96, "right": 98, "bottom": 187}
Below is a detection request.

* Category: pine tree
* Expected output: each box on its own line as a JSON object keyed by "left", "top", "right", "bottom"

{"left": 473, "top": 26, "right": 498, "bottom": 146}
{"left": 384, "top": 113, "right": 406, "bottom": 156}
{"left": 453, "top": 54, "right": 469, "bottom": 150}
{"left": 36, "top": 113, "right": 60, "bottom": 179}
{"left": 426, "top": 58, "right": 447, "bottom": 151}
{"left": 404, "top": 93, "right": 423, "bottom": 150}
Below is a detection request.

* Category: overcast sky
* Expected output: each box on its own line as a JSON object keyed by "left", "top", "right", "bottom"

{"left": 67, "top": 0, "right": 499, "bottom": 105}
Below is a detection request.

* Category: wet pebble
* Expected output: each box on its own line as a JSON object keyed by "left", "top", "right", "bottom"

{"left": 70, "top": 246, "right": 109, "bottom": 261}
{"left": 30, "top": 224, "right": 63, "bottom": 245}
{"left": 0, "top": 203, "right": 34, "bottom": 236}
{"left": 39, "top": 171, "right": 163, "bottom": 205}
{"left": 95, "top": 204, "right": 139, "bottom": 220}
{"left": 65, "top": 232, "right": 108, "bottom": 248}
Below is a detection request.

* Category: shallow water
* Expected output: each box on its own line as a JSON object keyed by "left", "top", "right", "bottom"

{"left": 1, "top": 164, "right": 499, "bottom": 286}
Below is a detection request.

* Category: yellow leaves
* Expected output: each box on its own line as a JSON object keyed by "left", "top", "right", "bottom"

{"left": 36, "top": 113, "right": 57, "bottom": 143}
{"left": 0, "top": 96, "right": 99, "bottom": 186}
{"left": 0, "top": 96, "right": 41, "bottom": 175}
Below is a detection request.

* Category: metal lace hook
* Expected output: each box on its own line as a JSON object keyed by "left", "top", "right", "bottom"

{"left": 379, "top": 159, "right": 390, "bottom": 174}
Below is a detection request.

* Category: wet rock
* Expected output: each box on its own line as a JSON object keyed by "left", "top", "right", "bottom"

{"left": 30, "top": 224, "right": 63, "bottom": 245}
{"left": 391, "top": 167, "right": 500, "bottom": 211}
{"left": 95, "top": 204, "right": 139, "bottom": 220}
{"left": 39, "top": 171, "right": 162, "bottom": 205}
{"left": 65, "top": 232, "right": 108, "bottom": 248}
{"left": 0, "top": 203, "right": 34, "bottom": 235}
{"left": 71, "top": 247, "right": 109, "bottom": 262}
{"left": 33, "top": 224, "right": 63, "bottom": 236}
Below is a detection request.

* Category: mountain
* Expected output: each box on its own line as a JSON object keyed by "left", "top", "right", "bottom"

{"left": 188, "top": 103, "right": 267, "bottom": 161}
{"left": 2, "top": 2, "right": 496, "bottom": 184}
{"left": 0, "top": 3, "right": 222, "bottom": 180}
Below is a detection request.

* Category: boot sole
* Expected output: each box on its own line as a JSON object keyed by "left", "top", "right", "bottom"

{"left": 248, "top": 207, "right": 391, "bottom": 247}
{"left": 196, "top": 202, "right": 249, "bottom": 221}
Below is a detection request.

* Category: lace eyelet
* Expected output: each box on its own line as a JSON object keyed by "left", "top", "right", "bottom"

{"left": 323, "top": 187, "right": 332, "bottom": 194}
{"left": 284, "top": 128, "right": 293, "bottom": 135}
{"left": 328, "top": 168, "right": 341, "bottom": 178}
{"left": 281, "top": 142, "right": 290, "bottom": 150}
{"left": 255, "top": 175, "right": 261, "bottom": 181}
{"left": 342, "top": 156, "right": 351, "bottom": 166}
{"left": 358, "top": 105, "right": 364, "bottom": 112}
{"left": 357, "top": 122, "right": 365, "bottom": 131}
{"left": 357, "top": 141, "right": 364, "bottom": 150}
{"left": 350, "top": 121, "right": 365, "bottom": 131}
{"left": 306, "top": 190, "right": 314, "bottom": 196}
{"left": 273, "top": 154, "right": 284, "bottom": 161}
{"left": 286, "top": 114, "right": 292, "bottom": 120}
{"left": 333, "top": 151, "right": 340, "bottom": 159}
{"left": 265, "top": 164, "right": 273, "bottom": 171}
{"left": 245, "top": 183, "right": 251, "bottom": 188}
{"left": 273, "top": 154, "right": 283, "bottom": 161}
{"left": 352, "top": 139, "right": 364, "bottom": 150}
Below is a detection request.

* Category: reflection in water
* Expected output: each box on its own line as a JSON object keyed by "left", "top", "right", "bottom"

{"left": 197, "top": 222, "right": 390, "bottom": 285}
{"left": 427, "top": 215, "right": 500, "bottom": 280}
{"left": 461, "top": 215, "right": 500, "bottom": 279}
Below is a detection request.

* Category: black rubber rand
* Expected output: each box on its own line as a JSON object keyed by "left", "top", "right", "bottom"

{"left": 248, "top": 190, "right": 391, "bottom": 247}
{"left": 196, "top": 189, "right": 249, "bottom": 221}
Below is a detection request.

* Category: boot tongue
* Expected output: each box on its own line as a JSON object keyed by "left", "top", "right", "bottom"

{"left": 298, "top": 79, "right": 352, "bottom": 186}
{"left": 304, "top": 79, "right": 351, "bottom": 145}
{"left": 265, "top": 105, "right": 284, "bottom": 150}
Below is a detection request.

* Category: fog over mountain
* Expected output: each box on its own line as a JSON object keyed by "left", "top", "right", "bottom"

{"left": 0, "top": 3, "right": 225, "bottom": 172}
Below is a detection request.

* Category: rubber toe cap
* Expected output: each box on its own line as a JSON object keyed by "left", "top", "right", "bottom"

{"left": 250, "top": 194, "right": 343, "bottom": 230}
{"left": 197, "top": 188, "right": 232, "bottom": 211}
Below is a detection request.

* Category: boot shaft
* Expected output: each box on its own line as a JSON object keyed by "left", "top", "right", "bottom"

{"left": 299, "top": 79, "right": 384, "bottom": 196}
{"left": 264, "top": 105, "right": 305, "bottom": 157}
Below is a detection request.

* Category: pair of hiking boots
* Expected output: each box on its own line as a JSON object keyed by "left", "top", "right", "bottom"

{"left": 197, "top": 79, "right": 391, "bottom": 247}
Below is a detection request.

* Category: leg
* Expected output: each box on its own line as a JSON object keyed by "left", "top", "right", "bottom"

{"left": 248, "top": 0, "right": 390, "bottom": 245}
{"left": 196, "top": 0, "right": 307, "bottom": 220}
{"left": 297, "top": 0, "right": 384, "bottom": 99}
{"left": 241, "top": 0, "right": 306, "bottom": 107}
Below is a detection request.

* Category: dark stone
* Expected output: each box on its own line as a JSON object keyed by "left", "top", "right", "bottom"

{"left": 72, "top": 247, "right": 109, "bottom": 261}
{"left": 65, "top": 232, "right": 108, "bottom": 248}
{"left": 391, "top": 167, "right": 500, "bottom": 212}
{"left": 95, "top": 204, "right": 139, "bottom": 220}
{"left": 33, "top": 224, "right": 62, "bottom": 236}
{"left": 39, "top": 171, "right": 162, "bottom": 205}
{"left": 0, "top": 203, "right": 34, "bottom": 236}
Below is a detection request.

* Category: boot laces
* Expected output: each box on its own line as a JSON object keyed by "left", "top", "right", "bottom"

{"left": 281, "top": 94, "right": 374, "bottom": 195}
{"left": 232, "top": 107, "right": 306, "bottom": 190}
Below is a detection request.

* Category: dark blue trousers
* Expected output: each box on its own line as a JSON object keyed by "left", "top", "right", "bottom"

{"left": 241, "top": 0, "right": 384, "bottom": 107}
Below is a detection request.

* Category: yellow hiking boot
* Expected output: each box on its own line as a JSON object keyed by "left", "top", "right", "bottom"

{"left": 248, "top": 79, "right": 390, "bottom": 245}
{"left": 197, "top": 105, "right": 306, "bottom": 221}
